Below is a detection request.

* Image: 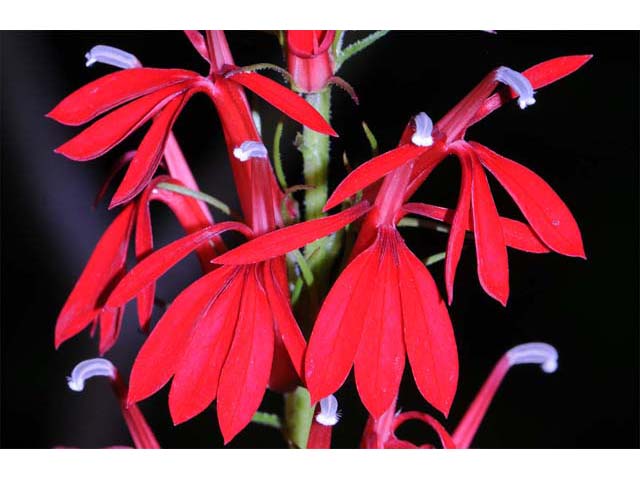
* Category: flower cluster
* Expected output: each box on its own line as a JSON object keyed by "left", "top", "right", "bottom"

{"left": 49, "top": 31, "right": 589, "bottom": 448}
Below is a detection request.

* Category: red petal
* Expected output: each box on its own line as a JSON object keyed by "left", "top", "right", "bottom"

{"left": 324, "top": 145, "right": 427, "bottom": 211}
{"left": 470, "top": 155, "right": 510, "bottom": 305}
{"left": 55, "top": 203, "right": 135, "bottom": 350}
{"left": 107, "top": 222, "right": 252, "bottom": 308}
{"left": 472, "top": 55, "right": 593, "bottom": 125}
{"left": 227, "top": 72, "right": 337, "bottom": 137}
{"left": 444, "top": 152, "right": 472, "bottom": 304}
{"left": 168, "top": 269, "right": 244, "bottom": 425}
{"left": 472, "top": 142, "right": 585, "bottom": 258}
{"left": 184, "top": 31, "right": 210, "bottom": 64}
{"left": 134, "top": 176, "right": 217, "bottom": 331}
{"left": 98, "top": 306, "right": 125, "bottom": 355}
{"left": 398, "top": 238, "right": 458, "bottom": 416}
{"left": 305, "top": 239, "right": 381, "bottom": 404}
{"left": 403, "top": 203, "right": 550, "bottom": 254}
{"left": 55, "top": 84, "right": 186, "bottom": 161}
{"left": 354, "top": 230, "right": 405, "bottom": 418}
{"left": 127, "top": 266, "right": 237, "bottom": 404}
{"left": 217, "top": 267, "right": 274, "bottom": 443}
{"left": 263, "top": 259, "right": 306, "bottom": 381}
{"left": 47, "top": 68, "right": 198, "bottom": 126}
{"left": 213, "top": 201, "right": 370, "bottom": 265}
{"left": 110, "top": 94, "right": 186, "bottom": 207}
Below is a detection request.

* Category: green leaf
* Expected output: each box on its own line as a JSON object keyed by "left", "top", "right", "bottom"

{"left": 156, "top": 182, "right": 231, "bottom": 216}
{"left": 293, "top": 249, "right": 314, "bottom": 287}
{"left": 335, "top": 31, "right": 390, "bottom": 72}
{"left": 425, "top": 251, "right": 446, "bottom": 266}
{"left": 273, "top": 120, "right": 287, "bottom": 190}
{"left": 251, "top": 411, "right": 283, "bottom": 429}
{"left": 362, "top": 121, "right": 379, "bottom": 156}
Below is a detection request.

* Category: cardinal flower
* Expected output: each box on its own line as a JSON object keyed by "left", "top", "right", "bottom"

{"left": 47, "top": 34, "right": 335, "bottom": 210}
{"left": 323, "top": 55, "right": 590, "bottom": 305}
{"left": 55, "top": 176, "right": 219, "bottom": 354}
{"left": 286, "top": 30, "right": 335, "bottom": 93}
{"left": 100, "top": 31, "right": 368, "bottom": 443}
{"left": 360, "top": 342, "right": 559, "bottom": 449}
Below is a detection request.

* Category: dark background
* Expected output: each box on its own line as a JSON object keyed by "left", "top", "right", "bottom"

{"left": 1, "top": 31, "right": 638, "bottom": 448}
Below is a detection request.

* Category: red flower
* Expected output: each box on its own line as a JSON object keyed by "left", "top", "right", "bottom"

{"left": 105, "top": 201, "right": 370, "bottom": 442}
{"left": 286, "top": 30, "right": 335, "bottom": 92}
{"left": 47, "top": 35, "right": 336, "bottom": 209}
{"left": 55, "top": 176, "right": 219, "bottom": 354}
{"left": 323, "top": 55, "right": 590, "bottom": 305}
{"left": 360, "top": 342, "right": 559, "bottom": 449}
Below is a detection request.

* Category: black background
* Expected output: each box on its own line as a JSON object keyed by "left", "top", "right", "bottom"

{"left": 1, "top": 31, "right": 638, "bottom": 448}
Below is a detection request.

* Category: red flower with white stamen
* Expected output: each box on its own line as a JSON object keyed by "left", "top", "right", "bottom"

{"left": 324, "top": 55, "right": 590, "bottom": 305}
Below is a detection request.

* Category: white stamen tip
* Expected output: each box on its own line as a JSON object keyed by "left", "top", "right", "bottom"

{"left": 85, "top": 45, "right": 142, "bottom": 70}
{"left": 66, "top": 358, "right": 116, "bottom": 392}
{"left": 411, "top": 112, "right": 434, "bottom": 147}
{"left": 506, "top": 342, "right": 558, "bottom": 374}
{"left": 496, "top": 66, "right": 536, "bottom": 110}
{"left": 315, "top": 394, "right": 340, "bottom": 426}
{"left": 233, "top": 141, "right": 268, "bottom": 162}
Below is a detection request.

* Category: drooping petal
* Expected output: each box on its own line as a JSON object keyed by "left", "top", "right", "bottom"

{"left": 472, "top": 142, "right": 585, "bottom": 258}
{"left": 107, "top": 222, "right": 252, "bottom": 309}
{"left": 217, "top": 267, "right": 275, "bottom": 443}
{"left": 305, "top": 240, "right": 382, "bottom": 404}
{"left": 98, "top": 306, "right": 125, "bottom": 355}
{"left": 168, "top": 269, "right": 244, "bottom": 425}
{"left": 47, "top": 68, "right": 198, "bottom": 126}
{"left": 263, "top": 259, "right": 306, "bottom": 381}
{"left": 444, "top": 150, "right": 472, "bottom": 304}
{"left": 134, "top": 176, "right": 217, "bottom": 331}
{"left": 213, "top": 201, "right": 370, "bottom": 265}
{"left": 55, "top": 202, "right": 136, "bottom": 350}
{"left": 397, "top": 237, "right": 458, "bottom": 416}
{"left": 353, "top": 230, "right": 405, "bottom": 418}
{"left": 110, "top": 94, "right": 187, "bottom": 207}
{"left": 226, "top": 71, "right": 338, "bottom": 136}
{"left": 54, "top": 84, "right": 186, "bottom": 161}
{"left": 324, "top": 144, "right": 431, "bottom": 212}
{"left": 403, "top": 203, "right": 550, "bottom": 254}
{"left": 470, "top": 155, "right": 509, "bottom": 305}
{"left": 127, "top": 266, "right": 238, "bottom": 404}
{"left": 471, "top": 55, "right": 593, "bottom": 125}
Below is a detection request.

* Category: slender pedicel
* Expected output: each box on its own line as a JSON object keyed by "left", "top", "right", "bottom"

{"left": 85, "top": 45, "right": 142, "bottom": 70}
{"left": 452, "top": 342, "right": 558, "bottom": 448}
{"left": 67, "top": 358, "right": 116, "bottom": 391}
{"left": 233, "top": 140, "right": 269, "bottom": 162}
{"left": 411, "top": 112, "right": 434, "bottom": 147}
{"left": 315, "top": 394, "right": 340, "bottom": 426}
{"left": 495, "top": 66, "right": 536, "bottom": 109}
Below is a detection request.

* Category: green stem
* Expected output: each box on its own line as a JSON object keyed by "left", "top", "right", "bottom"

{"left": 284, "top": 387, "right": 315, "bottom": 448}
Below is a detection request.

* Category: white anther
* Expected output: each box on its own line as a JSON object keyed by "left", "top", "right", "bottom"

{"left": 233, "top": 141, "right": 268, "bottom": 162}
{"left": 67, "top": 358, "right": 117, "bottom": 392}
{"left": 506, "top": 342, "right": 558, "bottom": 374}
{"left": 495, "top": 66, "right": 536, "bottom": 109}
{"left": 411, "top": 112, "right": 434, "bottom": 147}
{"left": 315, "top": 394, "right": 340, "bottom": 426}
{"left": 85, "top": 45, "right": 142, "bottom": 70}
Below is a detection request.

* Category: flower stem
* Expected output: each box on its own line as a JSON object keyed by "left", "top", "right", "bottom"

{"left": 284, "top": 387, "right": 315, "bottom": 448}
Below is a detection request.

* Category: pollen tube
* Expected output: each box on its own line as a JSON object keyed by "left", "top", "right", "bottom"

{"left": 411, "top": 112, "right": 434, "bottom": 147}
{"left": 495, "top": 66, "right": 536, "bottom": 109}
{"left": 85, "top": 45, "right": 142, "bottom": 70}
{"left": 233, "top": 140, "right": 268, "bottom": 162}
{"left": 66, "top": 358, "right": 160, "bottom": 448}
{"left": 452, "top": 342, "right": 558, "bottom": 448}
{"left": 67, "top": 358, "right": 116, "bottom": 392}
